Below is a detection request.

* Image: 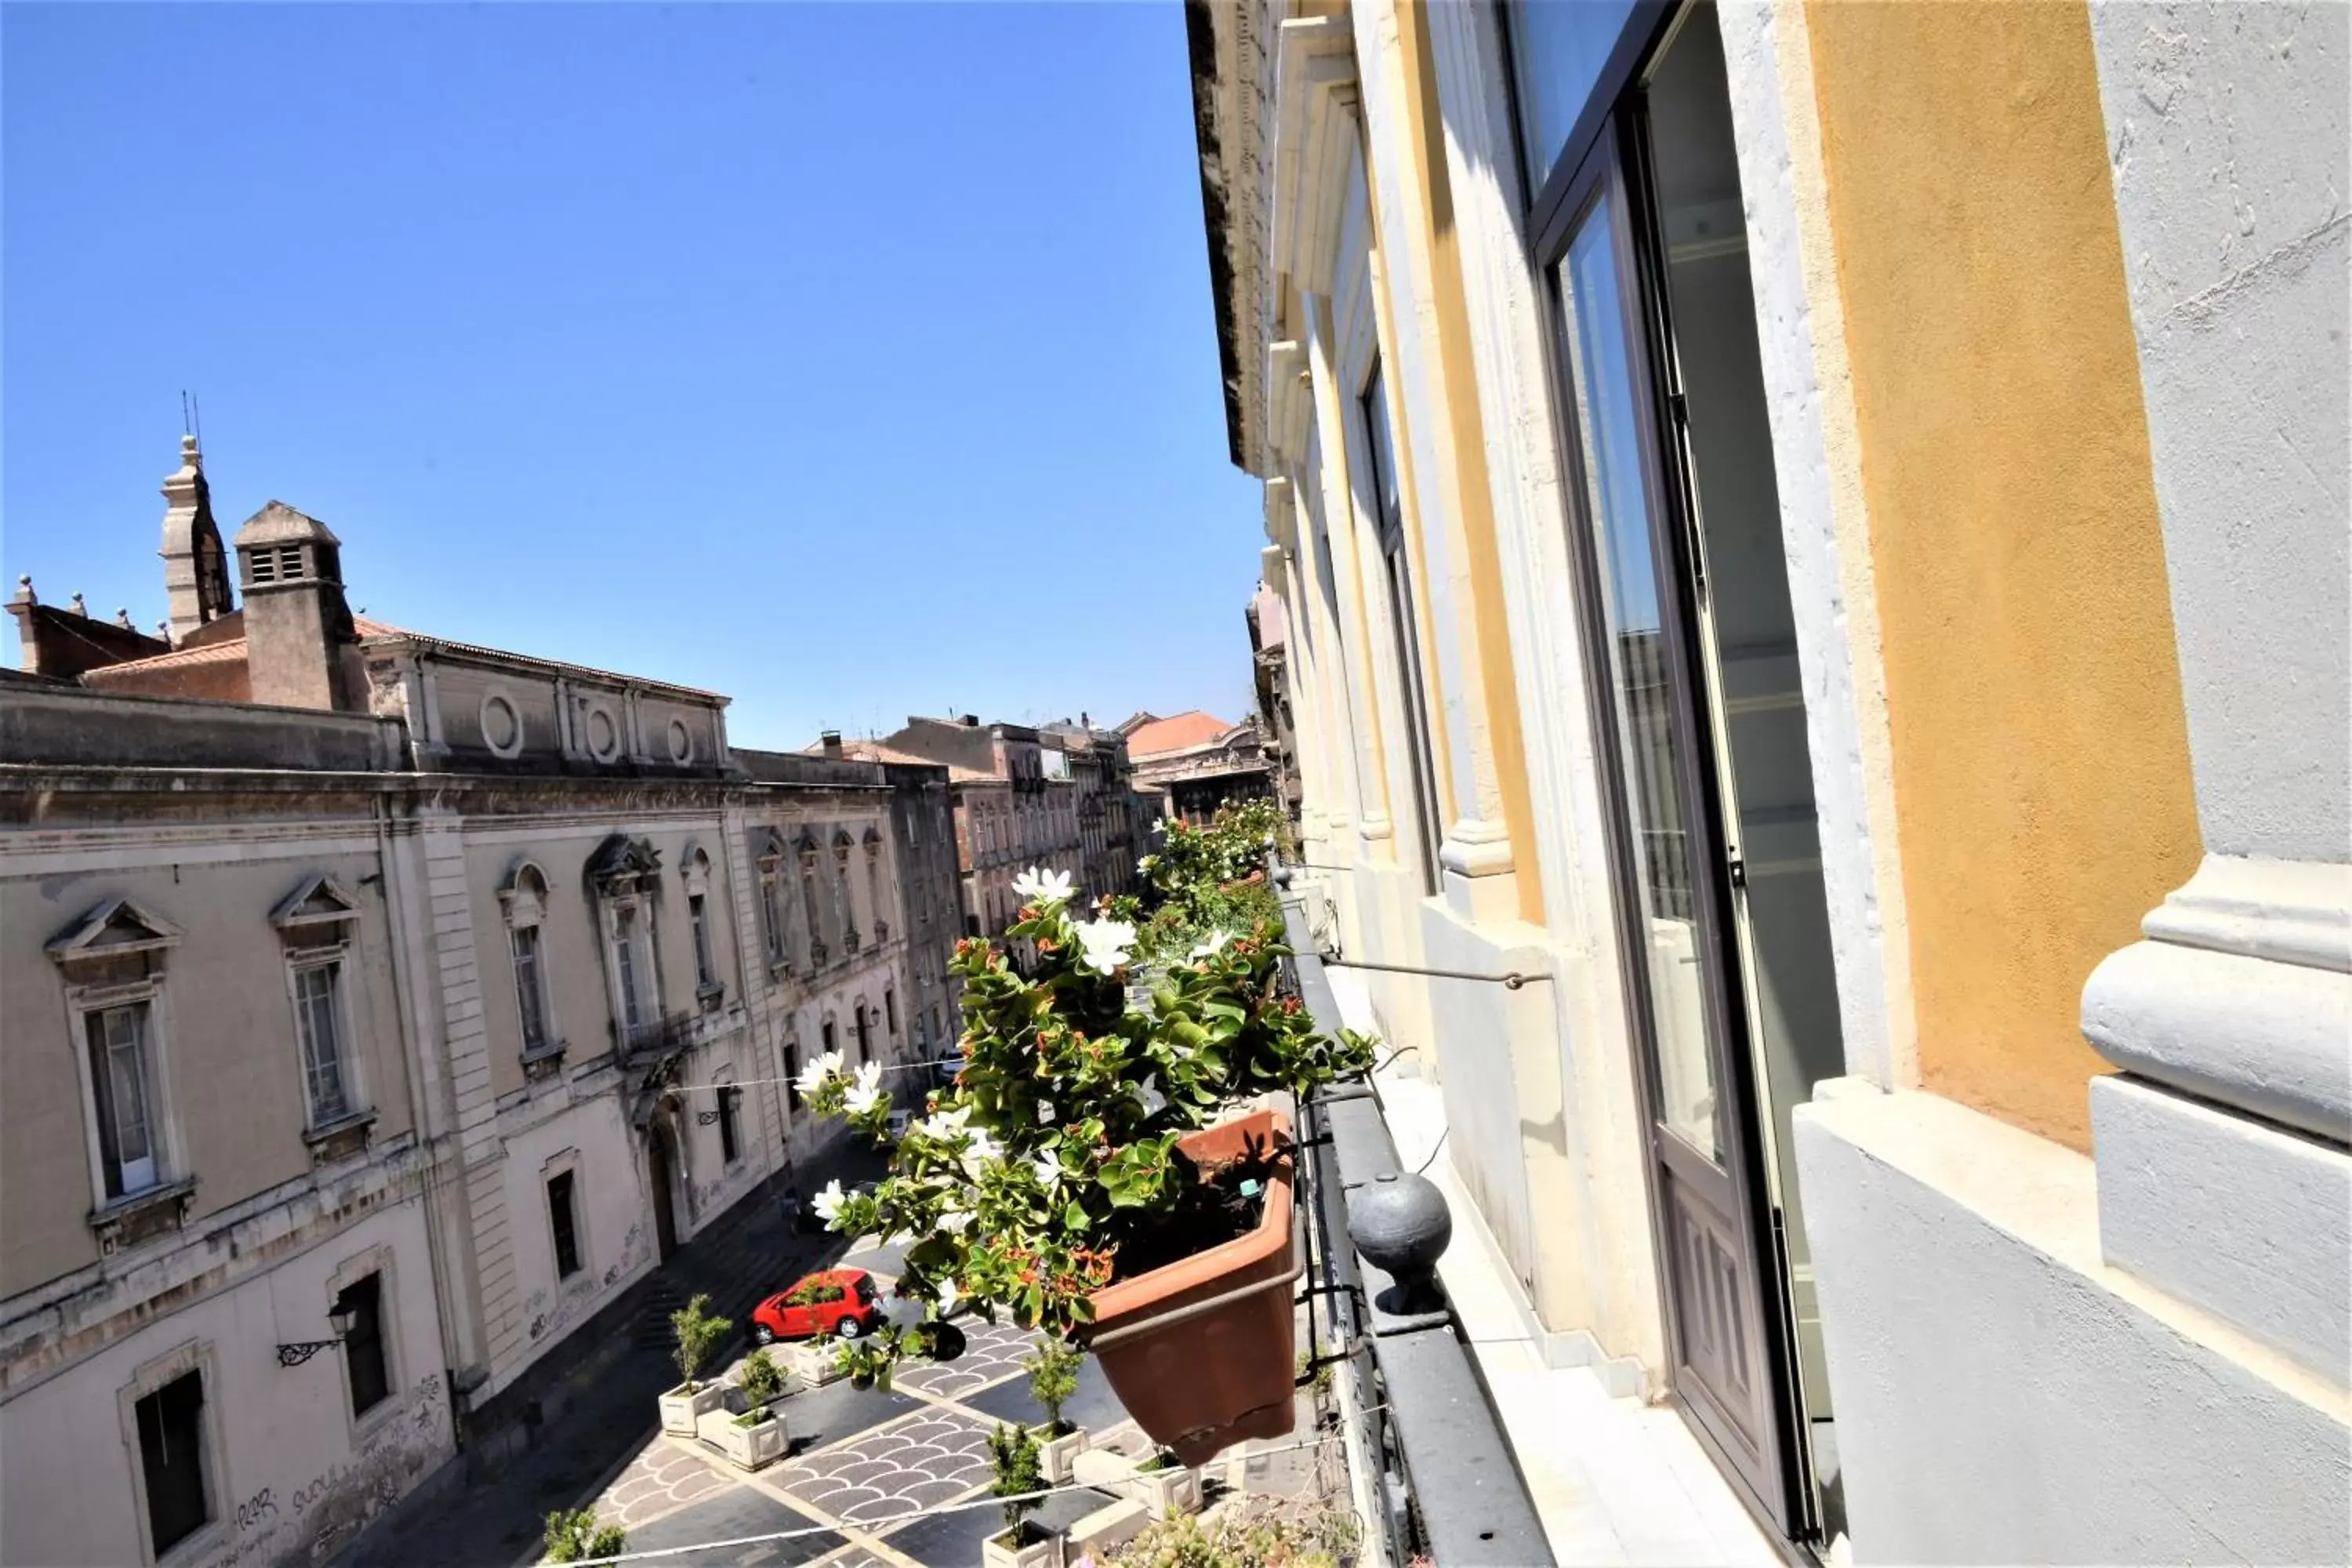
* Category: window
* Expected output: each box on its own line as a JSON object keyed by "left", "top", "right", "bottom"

{"left": 510, "top": 925, "right": 550, "bottom": 1056}
{"left": 866, "top": 840, "right": 887, "bottom": 938}
{"left": 548, "top": 1171, "right": 582, "bottom": 1279}
{"left": 853, "top": 1004, "right": 871, "bottom": 1062}
{"left": 800, "top": 844, "right": 826, "bottom": 964}
{"left": 930, "top": 1005, "right": 943, "bottom": 1045}
{"left": 717, "top": 1085, "right": 742, "bottom": 1165}
{"left": 834, "top": 841, "right": 858, "bottom": 949}
{"left": 913, "top": 1013, "right": 929, "bottom": 1053}
{"left": 784, "top": 1039, "right": 803, "bottom": 1112}
{"left": 136, "top": 1370, "right": 211, "bottom": 1556}
{"left": 612, "top": 903, "right": 652, "bottom": 1031}
{"left": 689, "top": 893, "right": 716, "bottom": 989}
{"left": 1361, "top": 361, "right": 1446, "bottom": 895}
{"left": 821, "top": 1018, "right": 837, "bottom": 1056}
{"left": 336, "top": 1272, "right": 390, "bottom": 1417}
{"left": 85, "top": 1002, "right": 161, "bottom": 1199}
{"left": 885, "top": 988, "right": 898, "bottom": 1036}
{"left": 760, "top": 873, "right": 784, "bottom": 964}
{"left": 294, "top": 960, "right": 354, "bottom": 1126}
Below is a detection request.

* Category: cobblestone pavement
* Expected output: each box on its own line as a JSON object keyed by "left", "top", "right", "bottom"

{"left": 551, "top": 1256, "right": 1340, "bottom": 1566}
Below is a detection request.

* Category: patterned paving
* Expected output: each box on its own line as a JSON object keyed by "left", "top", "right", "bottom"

{"left": 809, "top": 1548, "right": 897, "bottom": 1568}
{"left": 771, "top": 1409, "right": 996, "bottom": 1528}
{"left": 598, "top": 1438, "right": 734, "bottom": 1527}
{"left": 889, "top": 1318, "right": 1039, "bottom": 1402}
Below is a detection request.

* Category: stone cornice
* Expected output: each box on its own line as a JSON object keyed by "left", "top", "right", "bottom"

{"left": 1271, "top": 14, "right": 1359, "bottom": 299}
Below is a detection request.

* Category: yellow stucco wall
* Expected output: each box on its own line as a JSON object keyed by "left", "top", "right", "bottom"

{"left": 1804, "top": 0, "right": 2201, "bottom": 1149}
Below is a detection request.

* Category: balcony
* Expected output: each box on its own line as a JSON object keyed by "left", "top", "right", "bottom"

{"left": 619, "top": 1009, "right": 701, "bottom": 1065}
{"left": 1280, "top": 897, "right": 1554, "bottom": 1566}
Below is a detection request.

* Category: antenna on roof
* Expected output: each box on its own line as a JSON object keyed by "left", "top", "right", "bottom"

{"left": 192, "top": 394, "right": 204, "bottom": 451}
{"left": 180, "top": 390, "right": 191, "bottom": 436}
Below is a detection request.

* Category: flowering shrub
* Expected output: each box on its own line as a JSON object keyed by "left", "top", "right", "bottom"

{"left": 799, "top": 860, "right": 1370, "bottom": 1386}
{"left": 1127, "top": 800, "right": 1290, "bottom": 967}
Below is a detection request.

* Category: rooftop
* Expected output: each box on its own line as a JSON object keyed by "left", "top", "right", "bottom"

{"left": 1124, "top": 709, "right": 1240, "bottom": 759}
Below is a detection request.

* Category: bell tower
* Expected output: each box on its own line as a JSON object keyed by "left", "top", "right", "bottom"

{"left": 159, "top": 434, "right": 233, "bottom": 643}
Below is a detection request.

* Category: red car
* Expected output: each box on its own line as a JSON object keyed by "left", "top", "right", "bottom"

{"left": 750, "top": 1268, "right": 883, "bottom": 1345}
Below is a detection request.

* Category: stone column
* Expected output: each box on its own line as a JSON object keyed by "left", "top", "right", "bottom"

{"left": 2081, "top": 1, "right": 2350, "bottom": 1387}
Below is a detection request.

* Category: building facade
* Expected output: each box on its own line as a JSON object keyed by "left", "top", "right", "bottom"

{"left": 1191, "top": 0, "right": 2347, "bottom": 1562}
{"left": 1123, "top": 709, "right": 1277, "bottom": 825}
{"left": 1245, "top": 581, "right": 1304, "bottom": 828}
{"left": 1037, "top": 718, "right": 1143, "bottom": 906}
{"left": 0, "top": 451, "right": 953, "bottom": 1568}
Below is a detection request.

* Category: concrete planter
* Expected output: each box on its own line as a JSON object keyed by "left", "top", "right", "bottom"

{"left": 982, "top": 1523, "right": 1065, "bottom": 1568}
{"left": 659, "top": 1381, "right": 729, "bottom": 1437}
{"left": 1037, "top": 1425, "right": 1089, "bottom": 1485}
{"left": 786, "top": 1340, "right": 845, "bottom": 1387}
{"left": 710, "top": 1406, "right": 788, "bottom": 1471}
{"left": 1127, "top": 1459, "right": 1203, "bottom": 1520}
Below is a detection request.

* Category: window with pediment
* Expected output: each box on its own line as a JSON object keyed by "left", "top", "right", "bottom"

{"left": 498, "top": 859, "right": 563, "bottom": 1076}
{"left": 270, "top": 876, "right": 372, "bottom": 1152}
{"left": 586, "top": 834, "right": 666, "bottom": 1054}
{"left": 49, "top": 898, "right": 191, "bottom": 1245}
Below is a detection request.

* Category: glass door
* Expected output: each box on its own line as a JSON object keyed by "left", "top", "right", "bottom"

{"left": 1546, "top": 126, "right": 1797, "bottom": 1534}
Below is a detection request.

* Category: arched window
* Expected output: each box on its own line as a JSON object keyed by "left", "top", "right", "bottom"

{"left": 498, "top": 859, "right": 561, "bottom": 1074}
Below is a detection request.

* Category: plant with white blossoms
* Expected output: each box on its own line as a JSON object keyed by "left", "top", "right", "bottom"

{"left": 795, "top": 855, "right": 1372, "bottom": 1388}
{"left": 841, "top": 1060, "right": 885, "bottom": 1117}
{"left": 1011, "top": 866, "right": 1074, "bottom": 906}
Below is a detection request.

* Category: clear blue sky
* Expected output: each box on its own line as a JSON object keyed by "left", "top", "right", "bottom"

{"left": 3, "top": 2, "right": 1266, "bottom": 748}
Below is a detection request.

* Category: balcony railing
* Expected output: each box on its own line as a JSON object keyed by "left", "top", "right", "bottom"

{"left": 1281, "top": 897, "right": 1555, "bottom": 1568}
{"left": 619, "top": 1009, "right": 700, "bottom": 1064}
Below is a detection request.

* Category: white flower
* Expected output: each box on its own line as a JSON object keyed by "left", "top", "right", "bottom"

{"left": 917, "top": 1105, "right": 971, "bottom": 1142}
{"left": 1011, "top": 866, "right": 1073, "bottom": 906}
{"left": 1189, "top": 930, "right": 1232, "bottom": 960}
{"left": 936, "top": 1208, "right": 974, "bottom": 1235}
{"left": 843, "top": 1059, "right": 885, "bottom": 1116}
{"left": 935, "top": 1276, "right": 961, "bottom": 1316}
{"left": 797, "top": 1050, "right": 845, "bottom": 1095}
{"left": 960, "top": 1127, "right": 1001, "bottom": 1177}
{"left": 1134, "top": 1074, "right": 1167, "bottom": 1116}
{"left": 1033, "top": 1147, "right": 1065, "bottom": 1189}
{"left": 1073, "top": 916, "right": 1137, "bottom": 976}
{"left": 1036, "top": 1098, "right": 1058, "bottom": 1127}
{"left": 1137, "top": 855, "right": 1156, "bottom": 874}
{"left": 811, "top": 1180, "right": 847, "bottom": 1225}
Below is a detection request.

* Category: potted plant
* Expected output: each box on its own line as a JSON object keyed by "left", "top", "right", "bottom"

{"left": 541, "top": 1507, "right": 626, "bottom": 1564}
{"left": 1023, "top": 1338, "right": 1090, "bottom": 1482}
{"left": 797, "top": 834, "right": 1372, "bottom": 1465}
{"left": 657, "top": 1293, "right": 731, "bottom": 1436}
{"left": 713, "top": 1347, "right": 788, "bottom": 1470}
{"left": 982, "top": 1422, "right": 1062, "bottom": 1568}
{"left": 1124, "top": 1447, "right": 1203, "bottom": 1521}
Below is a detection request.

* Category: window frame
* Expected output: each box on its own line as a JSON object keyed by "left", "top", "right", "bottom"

{"left": 118, "top": 1338, "right": 227, "bottom": 1568}
{"left": 499, "top": 859, "right": 564, "bottom": 1071}
{"left": 270, "top": 876, "right": 370, "bottom": 1136}
{"left": 1356, "top": 356, "right": 1448, "bottom": 895}
{"left": 544, "top": 1150, "right": 590, "bottom": 1286}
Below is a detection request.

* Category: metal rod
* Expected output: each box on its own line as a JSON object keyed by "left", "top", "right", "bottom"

{"left": 1318, "top": 956, "right": 1554, "bottom": 991}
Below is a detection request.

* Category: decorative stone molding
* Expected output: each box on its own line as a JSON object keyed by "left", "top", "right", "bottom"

{"left": 1272, "top": 15, "right": 1360, "bottom": 299}
{"left": 87, "top": 1178, "right": 196, "bottom": 1256}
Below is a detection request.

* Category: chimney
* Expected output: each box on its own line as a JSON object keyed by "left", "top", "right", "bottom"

{"left": 821, "top": 730, "right": 844, "bottom": 759}
{"left": 234, "top": 500, "right": 358, "bottom": 710}
{"left": 160, "top": 434, "right": 234, "bottom": 643}
{"left": 961, "top": 713, "right": 980, "bottom": 727}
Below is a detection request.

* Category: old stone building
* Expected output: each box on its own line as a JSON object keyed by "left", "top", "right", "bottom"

{"left": 0, "top": 440, "right": 957, "bottom": 1568}
{"left": 1120, "top": 709, "right": 1276, "bottom": 825}
{"left": 1036, "top": 718, "right": 1144, "bottom": 906}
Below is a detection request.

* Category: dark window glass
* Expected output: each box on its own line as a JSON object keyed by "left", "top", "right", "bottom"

{"left": 884, "top": 989, "right": 898, "bottom": 1034}
{"left": 690, "top": 894, "right": 715, "bottom": 988}
{"left": 85, "top": 1002, "right": 158, "bottom": 1199}
{"left": 784, "top": 1040, "right": 803, "bottom": 1112}
{"left": 1360, "top": 362, "right": 1446, "bottom": 895}
{"left": 337, "top": 1273, "right": 390, "bottom": 1417}
{"left": 1508, "top": 0, "right": 1639, "bottom": 191}
{"left": 717, "top": 1087, "right": 741, "bottom": 1165}
{"left": 548, "top": 1171, "right": 582, "bottom": 1279}
{"left": 821, "top": 1019, "right": 837, "bottom": 1057}
{"left": 511, "top": 925, "right": 547, "bottom": 1054}
{"left": 136, "top": 1370, "right": 210, "bottom": 1554}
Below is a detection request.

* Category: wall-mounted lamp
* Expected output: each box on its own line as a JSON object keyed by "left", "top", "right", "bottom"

{"left": 276, "top": 1303, "right": 358, "bottom": 1368}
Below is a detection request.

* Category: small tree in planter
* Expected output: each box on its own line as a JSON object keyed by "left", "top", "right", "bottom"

{"left": 798, "top": 859, "right": 1373, "bottom": 1461}
{"left": 715, "top": 1346, "right": 789, "bottom": 1471}
{"left": 983, "top": 1422, "right": 1058, "bottom": 1568}
{"left": 542, "top": 1506, "right": 626, "bottom": 1563}
{"left": 1024, "top": 1338, "right": 1089, "bottom": 1481}
{"left": 657, "top": 1294, "right": 732, "bottom": 1436}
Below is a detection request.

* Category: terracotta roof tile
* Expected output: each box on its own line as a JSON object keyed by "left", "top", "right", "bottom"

{"left": 1124, "top": 710, "right": 1236, "bottom": 758}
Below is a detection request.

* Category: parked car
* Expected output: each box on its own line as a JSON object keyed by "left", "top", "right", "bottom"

{"left": 750, "top": 1268, "right": 884, "bottom": 1345}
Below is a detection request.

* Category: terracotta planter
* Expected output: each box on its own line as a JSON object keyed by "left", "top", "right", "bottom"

{"left": 1083, "top": 1107, "right": 1297, "bottom": 1465}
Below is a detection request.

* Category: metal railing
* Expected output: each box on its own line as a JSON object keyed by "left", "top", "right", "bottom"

{"left": 1283, "top": 898, "right": 1555, "bottom": 1568}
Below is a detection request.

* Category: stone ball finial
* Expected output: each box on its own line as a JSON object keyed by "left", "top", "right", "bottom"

{"left": 69, "top": 592, "right": 86, "bottom": 616}
{"left": 1348, "top": 1170, "right": 1451, "bottom": 1316}
{"left": 181, "top": 433, "right": 198, "bottom": 455}
{"left": 14, "top": 575, "right": 31, "bottom": 605}
{"left": 114, "top": 608, "right": 132, "bottom": 628}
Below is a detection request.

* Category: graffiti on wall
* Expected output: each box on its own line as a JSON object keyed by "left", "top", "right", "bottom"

{"left": 211, "top": 1372, "right": 451, "bottom": 1568}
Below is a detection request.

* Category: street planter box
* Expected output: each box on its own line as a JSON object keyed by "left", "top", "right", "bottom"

{"left": 1037, "top": 1424, "right": 1088, "bottom": 1485}
{"left": 1068, "top": 1497, "right": 1149, "bottom": 1557}
{"left": 786, "top": 1341, "right": 845, "bottom": 1387}
{"left": 706, "top": 1406, "right": 788, "bottom": 1471}
{"left": 1083, "top": 1107, "right": 1298, "bottom": 1465}
{"left": 1072, "top": 1445, "right": 1201, "bottom": 1521}
{"left": 982, "top": 1522, "right": 1065, "bottom": 1568}
{"left": 659, "top": 1380, "right": 728, "bottom": 1437}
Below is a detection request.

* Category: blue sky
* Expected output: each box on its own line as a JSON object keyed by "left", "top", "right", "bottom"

{"left": 3, "top": 2, "right": 1265, "bottom": 747}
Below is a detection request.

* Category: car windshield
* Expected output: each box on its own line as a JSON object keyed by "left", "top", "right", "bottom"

{"left": 854, "top": 1276, "right": 876, "bottom": 1303}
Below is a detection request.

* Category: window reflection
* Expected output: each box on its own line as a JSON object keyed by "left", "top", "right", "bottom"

{"left": 1508, "top": 0, "right": 1639, "bottom": 191}
{"left": 1558, "top": 201, "right": 1719, "bottom": 1160}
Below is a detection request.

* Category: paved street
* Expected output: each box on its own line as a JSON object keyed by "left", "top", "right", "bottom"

{"left": 562, "top": 1249, "right": 1339, "bottom": 1566}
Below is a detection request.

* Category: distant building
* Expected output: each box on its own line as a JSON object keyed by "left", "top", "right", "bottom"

{"left": 1036, "top": 717, "right": 1144, "bottom": 907}
{"left": 2, "top": 437, "right": 936, "bottom": 1568}
{"left": 1120, "top": 708, "right": 1274, "bottom": 825}
{"left": 1245, "top": 579, "right": 1301, "bottom": 827}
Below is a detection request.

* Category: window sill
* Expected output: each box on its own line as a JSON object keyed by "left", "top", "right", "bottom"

{"left": 303, "top": 1110, "right": 379, "bottom": 1167}
{"left": 87, "top": 1177, "right": 197, "bottom": 1255}
{"left": 696, "top": 982, "right": 727, "bottom": 1014}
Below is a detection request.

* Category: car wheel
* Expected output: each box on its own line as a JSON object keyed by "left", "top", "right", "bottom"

{"left": 836, "top": 1316, "right": 866, "bottom": 1341}
{"left": 752, "top": 1323, "right": 775, "bottom": 1346}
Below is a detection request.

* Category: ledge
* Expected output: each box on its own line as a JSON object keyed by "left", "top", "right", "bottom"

{"left": 301, "top": 1110, "right": 379, "bottom": 1167}
{"left": 87, "top": 1178, "right": 197, "bottom": 1255}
